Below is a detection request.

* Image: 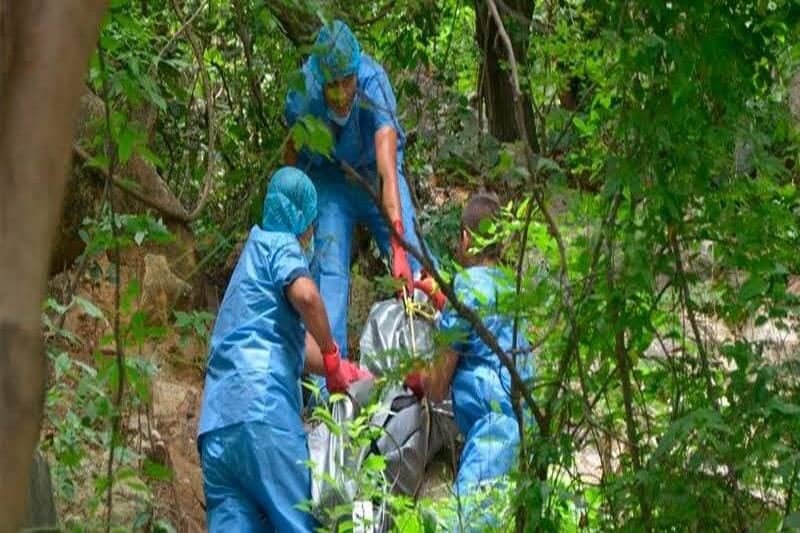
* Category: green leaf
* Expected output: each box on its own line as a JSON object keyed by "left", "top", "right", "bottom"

{"left": 117, "top": 126, "right": 138, "bottom": 164}
{"left": 153, "top": 520, "right": 177, "bottom": 533}
{"left": 536, "top": 156, "right": 562, "bottom": 173}
{"left": 142, "top": 459, "right": 173, "bottom": 481}
{"left": 769, "top": 399, "right": 800, "bottom": 416}
{"left": 363, "top": 454, "right": 386, "bottom": 473}
{"left": 784, "top": 512, "right": 800, "bottom": 529}
{"left": 286, "top": 69, "right": 306, "bottom": 95}
{"left": 292, "top": 116, "right": 333, "bottom": 159}
{"left": 73, "top": 296, "right": 105, "bottom": 320}
{"left": 134, "top": 230, "right": 146, "bottom": 246}
{"left": 739, "top": 275, "right": 769, "bottom": 301}
{"left": 43, "top": 297, "right": 70, "bottom": 316}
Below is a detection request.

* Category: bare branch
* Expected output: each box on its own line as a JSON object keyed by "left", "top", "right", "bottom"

{"left": 669, "top": 230, "right": 719, "bottom": 410}
{"left": 232, "top": 0, "right": 271, "bottom": 136}
{"left": 486, "top": 0, "right": 533, "bottom": 154}
{"left": 170, "top": 0, "right": 217, "bottom": 222}
{"left": 340, "top": 161, "right": 546, "bottom": 430}
{"left": 340, "top": 0, "right": 399, "bottom": 26}
{"left": 153, "top": 0, "right": 207, "bottom": 70}
{"left": 73, "top": 144, "right": 192, "bottom": 222}
{"left": 606, "top": 227, "right": 652, "bottom": 529}
{"left": 97, "top": 42, "right": 126, "bottom": 533}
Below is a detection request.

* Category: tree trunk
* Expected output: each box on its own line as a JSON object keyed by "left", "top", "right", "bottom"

{"left": 0, "top": 2, "right": 106, "bottom": 531}
{"left": 475, "top": 0, "right": 539, "bottom": 152}
{"left": 265, "top": 0, "right": 321, "bottom": 47}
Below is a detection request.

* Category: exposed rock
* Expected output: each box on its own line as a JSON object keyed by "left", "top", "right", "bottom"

{"left": 151, "top": 377, "right": 205, "bottom": 531}
{"left": 140, "top": 254, "right": 191, "bottom": 326}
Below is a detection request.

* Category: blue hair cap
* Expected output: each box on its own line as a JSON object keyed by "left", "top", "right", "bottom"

{"left": 310, "top": 20, "right": 361, "bottom": 84}
{"left": 262, "top": 166, "right": 318, "bottom": 235}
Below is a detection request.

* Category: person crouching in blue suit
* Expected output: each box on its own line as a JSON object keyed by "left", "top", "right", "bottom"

{"left": 406, "top": 194, "right": 535, "bottom": 529}
{"left": 197, "top": 166, "right": 372, "bottom": 532}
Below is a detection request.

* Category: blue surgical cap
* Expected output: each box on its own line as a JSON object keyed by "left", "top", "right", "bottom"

{"left": 310, "top": 20, "right": 361, "bottom": 84}
{"left": 262, "top": 167, "right": 318, "bottom": 236}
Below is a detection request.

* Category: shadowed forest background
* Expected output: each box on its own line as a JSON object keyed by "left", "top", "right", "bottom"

{"left": 3, "top": 0, "right": 800, "bottom": 531}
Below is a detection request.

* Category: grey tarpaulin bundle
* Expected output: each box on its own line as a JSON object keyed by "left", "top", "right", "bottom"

{"left": 308, "top": 298, "right": 457, "bottom": 527}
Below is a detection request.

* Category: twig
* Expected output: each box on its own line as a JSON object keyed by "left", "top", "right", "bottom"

{"left": 485, "top": 0, "right": 582, "bottom": 418}
{"left": 510, "top": 193, "right": 537, "bottom": 531}
{"left": 668, "top": 229, "right": 718, "bottom": 410}
{"left": 341, "top": 161, "right": 546, "bottom": 430}
{"left": 153, "top": 0, "right": 207, "bottom": 71}
{"left": 170, "top": 0, "right": 216, "bottom": 221}
{"left": 486, "top": 0, "right": 533, "bottom": 154}
{"left": 607, "top": 234, "right": 651, "bottom": 529}
{"left": 231, "top": 0, "right": 270, "bottom": 136}
{"left": 72, "top": 144, "right": 192, "bottom": 221}
{"left": 98, "top": 42, "right": 126, "bottom": 533}
{"left": 784, "top": 464, "right": 799, "bottom": 520}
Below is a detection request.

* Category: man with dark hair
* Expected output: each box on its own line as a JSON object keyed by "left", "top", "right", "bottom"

{"left": 409, "top": 194, "right": 534, "bottom": 526}
{"left": 458, "top": 193, "right": 503, "bottom": 264}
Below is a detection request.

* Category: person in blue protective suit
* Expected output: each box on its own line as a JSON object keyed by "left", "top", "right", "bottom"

{"left": 284, "top": 20, "right": 422, "bottom": 369}
{"left": 197, "top": 166, "right": 372, "bottom": 532}
{"left": 406, "top": 194, "right": 534, "bottom": 528}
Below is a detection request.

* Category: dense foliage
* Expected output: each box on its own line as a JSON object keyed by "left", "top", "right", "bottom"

{"left": 42, "top": 0, "right": 800, "bottom": 530}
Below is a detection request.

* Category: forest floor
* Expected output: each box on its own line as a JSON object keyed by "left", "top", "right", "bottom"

{"left": 43, "top": 222, "right": 800, "bottom": 531}
{"left": 44, "top": 240, "right": 461, "bottom": 531}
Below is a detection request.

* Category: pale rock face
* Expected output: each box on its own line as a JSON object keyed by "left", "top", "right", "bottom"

{"left": 140, "top": 254, "right": 191, "bottom": 326}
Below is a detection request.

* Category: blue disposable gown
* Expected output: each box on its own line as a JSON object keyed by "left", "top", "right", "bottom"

{"left": 439, "top": 266, "right": 535, "bottom": 526}
{"left": 285, "top": 53, "right": 423, "bottom": 362}
{"left": 198, "top": 226, "right": 318, "bottom": 532}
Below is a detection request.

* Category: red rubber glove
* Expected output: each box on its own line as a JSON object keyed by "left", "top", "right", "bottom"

{"left": 390, "top": 220, "right": 414, "bottom": 296}
{"left": 414, "top": 273, "right": 446, "bottom": 311}
{"left": 404, "top": 371, "right": 425, "bottom": 400}
{"left": 322, "top": 343, "right": 373, "bottom": 393}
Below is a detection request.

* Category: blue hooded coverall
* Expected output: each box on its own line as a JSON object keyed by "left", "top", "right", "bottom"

{"left": 285, "top": 21, "right": 422, "bottom": 363}
{"left": 439, "top": 266, "right": 534, "bottom": 526}
{"left": 198, "top": 168, "right": 319, "bottom": 532}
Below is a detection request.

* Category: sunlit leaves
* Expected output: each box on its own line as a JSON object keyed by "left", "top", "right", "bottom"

{"left": 292, "top": 115, "right": 334, "bottom": 159}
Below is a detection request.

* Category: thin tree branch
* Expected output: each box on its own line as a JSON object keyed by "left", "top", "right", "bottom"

{"left": 340, "top": 0, "right": 399, "bottom": 26}
{"left": 341, "top": 161, "right": 546, "bottom": 430}
{"left": 98, "top": 42, "right": 126, "bottom": 533}
{"left": 153, "top": 0, "right": 207, "bottom": 70}
{"left": 511, "top": 193, "right": 536, "bottom": 531}
{"left": 606, "top": 233, "right": 651, "bottom": 529}
{"left": 73, "top": 144, "right": 192, "bottom": 221}
{"left": 170, "top": 0, "right": 216, "bottom": 222}
{"left": 669, "top": 229, "right": 718, "bottom": 410}
{"left": 486, "top": 0, "right": 533, "bottom": 154}
{"left": 231, "top": 0, "right": 270, "bottom": 136}
{"left": 544, "top": 191, "right": 622, "bottom": 416}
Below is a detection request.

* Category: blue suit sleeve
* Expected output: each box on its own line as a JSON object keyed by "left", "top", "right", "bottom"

{"left": 272, "top": 238, "right": 311, "bottom": 289}
{"left": 438, "top": 273, "right": 477, "bottom": 352}
{"left": 363, "top": 67, "right": 400, "bottom": 132}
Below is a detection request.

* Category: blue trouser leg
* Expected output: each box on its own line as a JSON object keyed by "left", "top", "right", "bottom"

{"left": 312, "top": 178, "right": 354, "bottom": 358}
{"left": 452, "top": 413, "right": 520, "bottom": 530}
{"left": 311, "top": 164, "right": 426, "bottom": 366}
{"left": 359, "top": 169, "right": 423, "bottom": 275}
{"left": 201, "top": 422, "right": 318, "bottom": 533}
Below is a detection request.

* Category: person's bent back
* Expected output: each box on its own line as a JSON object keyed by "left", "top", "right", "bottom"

{"left": 198, "top": 166, "right": 370, "bottom": 532}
